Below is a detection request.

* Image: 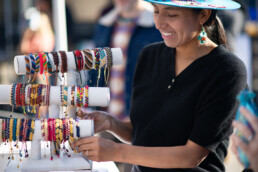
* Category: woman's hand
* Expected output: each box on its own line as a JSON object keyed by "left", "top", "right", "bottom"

{"left": 232, "top": 106, "right": 258, "bottom": 172}
{"left": 77, "top": 110, "right": 115, "bottom": 134}
{"left": 72, "top": 136, "right": 120, "bottom": 162}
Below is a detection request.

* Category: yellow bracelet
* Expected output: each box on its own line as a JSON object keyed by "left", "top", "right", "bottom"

{"left": 55, "top": 119, "right": 60, "bottom": 142}
{"left": 59, "top": 119, "right": 63, "bottom": 142}
{"left": 9, "top": 119, "right": 14, "bottom": 142}
{"left": 16, "top": 119, "right": 21, "bottom": 141}
{"left": 29, "top": 119, "right": 35, "bottom": 141}
{"left": 69, "top": 118, "right": 74, "bottom": 143}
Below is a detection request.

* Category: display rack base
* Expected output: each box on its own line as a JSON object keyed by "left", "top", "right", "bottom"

{"left": 5, "top": 154, "right": 92, "bottom": 172}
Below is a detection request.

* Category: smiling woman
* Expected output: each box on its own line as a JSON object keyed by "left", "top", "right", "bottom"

{"left": 74, "top": 0, "right": 247, "bottom": 172}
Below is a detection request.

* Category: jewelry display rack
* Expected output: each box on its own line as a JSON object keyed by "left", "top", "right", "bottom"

{"left": 0, "top": 48, "right": 123, "bottom": 171}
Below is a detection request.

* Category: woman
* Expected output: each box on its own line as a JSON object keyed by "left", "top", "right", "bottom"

{"left": 73, "top": 0, "right": 247, "bottom": 171}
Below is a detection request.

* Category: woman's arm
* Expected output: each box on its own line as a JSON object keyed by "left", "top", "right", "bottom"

{"left": 79, "top": 110, "right": 133, "bottom": 143}
{"left": 73, "top": 138, "right": 209, "bottom": 169}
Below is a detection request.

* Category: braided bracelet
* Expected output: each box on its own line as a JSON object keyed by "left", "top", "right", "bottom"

{"left": 104, "top": 47, "right": 113, "bottom": 69}
{"left": 51, "top": 51, "right": 59, "bottom": 73}
{"left": 9, "top": 119, "right": 14, "bottom": 142}
{"left": 45, "top": 52, "right": 53, "bottom": 75}
{"left": 84, "top": 85, "right": 89, "bottom": 108}
{"left": 29, "top": 54, "right": 36, "bottom": 75}
{"left": 25, "top": 55, "right": 31, "bottom": 75}
{"left": 15, "top": 83, "right": 22, "bottom": 107}
{"left": 71, "top": 85, "right": 75, "bottom": 106}
{"left": 29, "top": 119, "right": 35, "bottom": 141}
{"left": 39, "top": 53, "right": 44, "bottom": 75}
{"left": 10, "top": 83, "right": 16, "bottom": 107}
{"left": 34, "top": 53, "right": 40, "bottom": 73}
{"left": 82, "top": 49, "right": 93, "bottom": 70}
{"left": 63, "top": 86, "right": 68, "bottom": 107}
{"left": 42, "top": 53, "right": 48, "bottom": 74}
{"left": 26, "top": 119, "right": 32, "bottom": 141}
{"left": 16, "top": 119, "right": 21, "bottom": 141}
{"left": 59, "top": 51, "right": 67, "bottom": 76}
{"left": 13, "top": 119, "right": 17, "bottom": 141}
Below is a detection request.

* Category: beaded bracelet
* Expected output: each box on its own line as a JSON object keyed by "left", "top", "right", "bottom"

{"left": 15, "top": 83, "right": 22, "bottom": 107}
{"left": 69, "top": 118, "right": 74, "bottom": 143}
{"left": 10, "top": 83, "right": 16, "bottom": 107}
{"left": 55, "top": 119, "right": 59, "bottom": 142}
{"left": 84, "top": 85, "right": 89, "bottom": 108}
{"left": 76, "top": 86, "right": 80, "bottom": 107}
{"left": 60, "top": 85, "right": 64, "bottom": 107}
{"left": 21, "top": 84, "right": 27, "bottom": 115}
{"left": 59, "top": 119, "right": 63, "bottom": 142}
{"left": 16, "top": 119, "right": 21, "bottom": 141}
{"left": 29, "top": 119, "right": 35, "bottom": 141}
{"left": 45, "top": 52, "right": 53, "bottom": 75}
{"left": 0, "top": 119, "right": 2, "bottom": 142}
{"left": 3, "top": 119, "right": 7, "bottom": 142}
{"left": 62, "top": 119, "right": 66, "bottom": 142}
{"left": 44, "top": 118, "right": 48, "bottom": 141}
{"left": 51, "top": 119, "right": 56, "bottom": 142}
{"left": 39, "top": 53, "right": 44, "bottom": 75}
{"left": 19, "top": 119, "right": 24, "bottom": 141}
{"left": 71, "top": 85, "right": 75, "bottom": 106}
{"left": 59, "top": 51, "right": 67, "bottom": 76}
{"left": 25, "top": 55, "right": 31, "bottom": 76}
{"left": 13, "top": 119, "right": 17, "bottom": 141}
{"left": 93, "top": 49, "right": 101, "bottom": 70}
{"left": 80, "top": 86, "right": 84, "bottom": 107}
{"left": 48, "top": 119, "right": 52, "bottom": 142}
{"left": 97, "top": 48, "right": 106, "bottom": 68}
{"left": 34, "top": 53, "right": 40, "bottom": 73}
{"left": 75, "top": 118, "right": 80, "bottom": 139}
{"left": 63, "top": 86, "right": 68, "bottom": 108}
{"left": 9, "top": 119, "right": 13, "bottom": 142}
{"left": 26, "top": 119, "right": 32, "bottom": 141}
{"left": 82, "top": 49, "right": 93, "bottom": 70}
{"left": 6, "top": 119, "right": 10, "bottom": 141}
{"left": 26, "top": 84, "right": 31, "bottom": 106}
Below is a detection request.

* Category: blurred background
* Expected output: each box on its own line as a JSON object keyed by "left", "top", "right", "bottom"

{"left": 0, "top": 0, "right": 257, "bottom": 171}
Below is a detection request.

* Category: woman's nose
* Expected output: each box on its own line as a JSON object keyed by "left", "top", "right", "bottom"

{"left": 154, "top": 15, "right": 167, "bottom": 30}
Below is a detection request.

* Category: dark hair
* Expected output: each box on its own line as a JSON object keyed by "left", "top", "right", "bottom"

{"left": 193, "top": 9, "right": 230, "bottom": 50}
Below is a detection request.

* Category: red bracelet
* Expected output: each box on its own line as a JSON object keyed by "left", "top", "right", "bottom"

{"left": 52, "top": 118, "right": 56, "bottom": 141}
{"left": 38, "top": 53, "right": 44, "bottom": 74}
{"left": 48, "top": 119, "right": 51, "bottom": 142}
{"left": 75, "top": 50, "right": 83, "bottom": 71}
{"left": 15, "top": 83, "right": 22, "bottom": 107}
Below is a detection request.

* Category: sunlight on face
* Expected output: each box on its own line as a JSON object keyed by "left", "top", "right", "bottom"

{"left": 153, "top": 3, "right": 201, "bottom": 48}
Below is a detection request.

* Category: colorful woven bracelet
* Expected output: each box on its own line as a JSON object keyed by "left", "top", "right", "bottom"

{"left": 34, "top": 53, "right": 40, "bottom": 73}
{"left": 82, "top": 49, "right": 93, "bottom": 70}
{"left": 29, "top": 119, "right": 35, "bottom": 141}
{"left": 13, "top": 119, "right": 17, "bottom": 141}
{"left": 39, "top": 53, "right": 44, "bottom": 75}
{"left": 25, "top": 55, "right": 31, "bottom": 75}
{"left": 71, "top": 85, "right": 75, "bottom": 106}
{"left": 63, "top": 86, "right": 68, "bottom": 107}
{"left": 84, "top": 85, "right": 89, "bottom": 108}
{"left": 29, "top": 54, "right": 36, "bottom": 75}
{"left": 42, "top": 53, "right": 48, "bottom": 74}
{"left": 9, "top": 119, "right": 13, "bottom": 142}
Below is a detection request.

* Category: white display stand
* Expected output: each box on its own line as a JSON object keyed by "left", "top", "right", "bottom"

{"left": 2, "top": 119, "right": 94, "bottom": 171}
{"left": 0, "top": 85, "right": 110, "bottom": 108}
{"left": 13, "top": 48, "right": 123, "bottom": 75}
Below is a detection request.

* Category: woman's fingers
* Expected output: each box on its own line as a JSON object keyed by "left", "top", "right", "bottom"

{"left": 233, "top": 120, "right": 253, "bottom": 141}
{"left": 232, "top": 134, "right": 249, "bottom": 155}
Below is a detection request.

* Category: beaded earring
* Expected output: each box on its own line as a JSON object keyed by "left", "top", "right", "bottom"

{"left": 198, "top": 26, "right": 207, "bottom": 44}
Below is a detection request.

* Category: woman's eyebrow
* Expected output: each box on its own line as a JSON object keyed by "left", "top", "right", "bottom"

{"left": 151, "top": 3, "right": 178, "bottom": 10}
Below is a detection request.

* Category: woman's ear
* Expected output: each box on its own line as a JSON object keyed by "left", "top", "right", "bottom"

{"left": 199, "top": 9, "right": 212, "bottom": 25}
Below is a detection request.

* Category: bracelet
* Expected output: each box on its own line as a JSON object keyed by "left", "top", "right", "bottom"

{"left": 22, "top": 119, "right": 28, "bottom": 142}
{"left": 29, "top": 119, "right": 35, "bottom": 141}
{"left": 74, "top": 50, "right": 83, "bottom": 71}
{"left": 9, "top": 119, "right": 14, "bottom": 142}
{"left": 55, "top": 119, "right": 59, "bottom": 142}
{"left": 29, "top": 54, "right": 36, "bottom": 75}
{"left": 25, "top": 55, "right": 31, "bottom": 75}
{"left": 93, "top": 49, "right": 101, "bottom": 70}
{"left": 13, "top": 119, "right": 17, "bottom": 141}
{"left": 15, "top": 83, "right": 22, "bottom": 107}
{"left": 60, "top": 85, "right": 64, "bottom": 107}
{"left": 69, "top": 118, "right": 74, "bottom": 143}
{"left": 19, "top": 119, "right": 24, "bottom": 142}
{"left": 83, "top": 49, "right": 93, "bottom": 70}
{"left": 76, "top": 86, "right": 80, "bottom": 107}
{"left": 34, "top": 53, "right": 40, "bottom": 73}
{"left": 46, "top": 85, "right": 50, "bottom": 106}
{"left": 26, "top": 119, "right": 32, "bottom": 141}
{"left": 64, "top": 86, "right": 68, "bottom": 108}
{"left": 84, "top": 85, "right": 89, "bottom": 108}
{"left": 16, "top": 119, "right": 21, "bottom": 142}
{"left": 48, "top": 119, "right": 52, "bottom": 142}
{"left": 62, "top": 119, "right": 66, "bottom": 142}
{"left": 44, "top": 119, "right": 48, "bottom": 141}
{"left": 72, "top": 51, "right": 78, "bottom": 71}
{"left": 0, "top": 119, "right": 3, "bottom": 143}
{"left": 104, "top": 47, "right": 113, "bottom": 69}
{"left": 10, "top": 83, "right": 16, "bottom": 107}
{"left": 51, "top": 51, "right": 59, "bottom": 73}
{"left": 75, "top": 119, "right": 80, "bottom": 139}
{"left": 59, "top": 119, "right": 63, "bottom": 142}
{"left": 45, "top": 52, "right": 53, "bottom": 75}
{"left": 97, "top": 48, "right": 106, "bottom": 68}
{"left": 71, "top": 85, "right": 75, "bottom": 106}
{"left": 59, "top": 51, "right": 67, "bottom": 76}
{"left": 39, "top": 53, "right": 44, "bottom": 75}
{"left": 42, "top": 53, "right": 48, "bottom": 74}
{"left": 80, "top": 86, "right": 84, "bottom": 107}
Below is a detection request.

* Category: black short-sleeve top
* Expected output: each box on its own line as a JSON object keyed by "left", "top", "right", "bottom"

{"left": 130, "top": 42, "right": 247, "bottom": 172}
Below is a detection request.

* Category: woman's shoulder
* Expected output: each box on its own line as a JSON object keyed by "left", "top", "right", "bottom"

{"left": 209, "top": 45, "right": 246, "bottom": 74}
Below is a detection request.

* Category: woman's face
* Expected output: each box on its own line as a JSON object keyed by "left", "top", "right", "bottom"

{"left": 153, "top": 4, "right": 201, "bottom": 48}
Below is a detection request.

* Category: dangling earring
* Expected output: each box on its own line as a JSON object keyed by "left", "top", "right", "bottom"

{"left": 198, "top": 26, "right": 207, "bottom": 44}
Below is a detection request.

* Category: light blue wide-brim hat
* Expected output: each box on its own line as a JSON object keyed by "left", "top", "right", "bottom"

{"left": 144, "top": 0, "right": 241, "bottom": 10}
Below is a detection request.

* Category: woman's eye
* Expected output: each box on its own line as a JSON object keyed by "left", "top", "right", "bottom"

{"left": 154, "top": 11, "right": 159, "bottom": 14}
{"left": 168, "top": 15, "right": 177, "bottom": 17}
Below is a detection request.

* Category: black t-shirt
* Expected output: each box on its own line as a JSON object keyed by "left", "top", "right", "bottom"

{"left": 130, "top": 42, "right": 247, "bottom": 172}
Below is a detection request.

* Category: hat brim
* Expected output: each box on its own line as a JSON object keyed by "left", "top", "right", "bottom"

{"left": 144, "top": 0, "right": 241, "bottom": 10}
